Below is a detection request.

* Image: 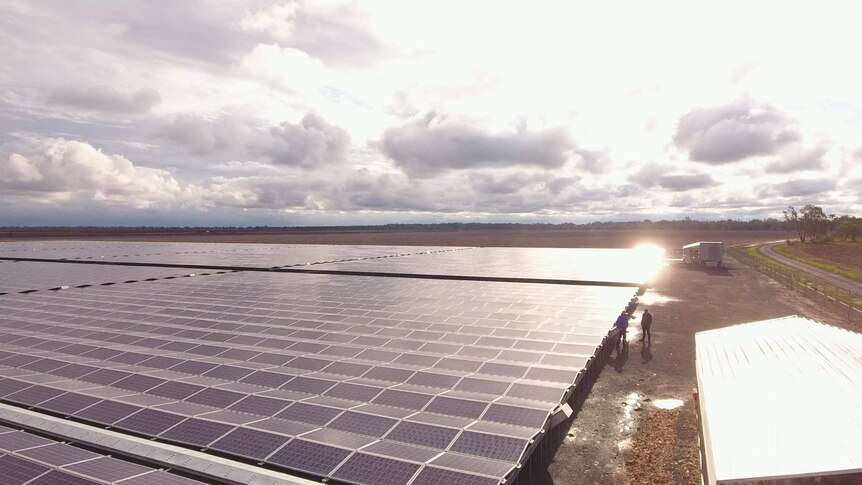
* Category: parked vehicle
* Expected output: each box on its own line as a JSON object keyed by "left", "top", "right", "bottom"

{"left": 682, "top": 241, "right": 724, "bottom": 268}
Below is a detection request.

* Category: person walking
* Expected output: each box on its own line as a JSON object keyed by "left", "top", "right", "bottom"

{"left": 640, "top": 308, "right": 653, "bottom": 345}
{"left": 614, "top": 310, "right": 630, "bottom": 353}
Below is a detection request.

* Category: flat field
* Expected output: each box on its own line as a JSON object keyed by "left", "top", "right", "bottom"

{"left": 777, "top": 241, "right": 862, "bottom": 279}
{"left": 0, "top": 228, "right": 794, "bottom": 251}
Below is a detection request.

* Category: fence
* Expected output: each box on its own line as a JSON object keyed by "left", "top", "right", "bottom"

{"left": 728, "top": 246, "right": 862, "bottom": 324}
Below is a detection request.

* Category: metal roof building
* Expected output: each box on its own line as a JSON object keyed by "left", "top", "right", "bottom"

{"left": 695, "top": 316, "right": 862, "bottom": 484}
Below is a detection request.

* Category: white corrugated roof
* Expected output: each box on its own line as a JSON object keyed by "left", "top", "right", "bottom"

{"left": 696, "top": 316, "right": 862, "bottom": 484}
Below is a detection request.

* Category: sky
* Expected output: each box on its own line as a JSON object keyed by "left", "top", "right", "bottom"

{"left": 1, "top": 1, "right": 861, "bottom": 226}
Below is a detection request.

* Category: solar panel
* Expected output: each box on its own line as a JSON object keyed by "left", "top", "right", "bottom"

{"left": 411, "top": 466, "right": 499, "bottom": 485}
{"left": 0, "top": 243, "right": 641, "bottom": 485}
{"left": 0, "top": 431, "right": 56, "bottom": 452}
{"left": 65, "top": 456, "right": 154, "bottom": 482}
{"left": 450, "top": 431, "right": 529, "bottom": 462}
{"left": 385, "top": 421, "right": 459, "bottom": 449}
{"left": 16, "top": 442, "right": 102, "bottom": 466}
{"left": 113, "top": 408, "right": 186, "bottom": 435}
{"left": 27, "top": 470, "right": 101, "bottom": 485}
{"left": 159, "top": 418, "right": 235, "bottom": 447}
{"left": 266, "top": 439, "right": 351, "bottom": 476}
{"left": 0, "top": 454, "right": 50, "bottom": 485}
{"left": 327, "top": 411, "right": 398, "bottom": 438}
{"left": 331, "top": 452, "right": 421, "bottom": 485}
{"left": 209, "top": 428, "right": 289, "bottom": 460}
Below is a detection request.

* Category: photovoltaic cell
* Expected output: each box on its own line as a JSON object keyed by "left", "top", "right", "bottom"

{"left": 0, "top": 454, "right": 50, "bottom": 485}
{"left": 228, "top": 395, "right": 292, "bottom": 416}
{"left": 331, "top": 452, "right": 420, "bottom": 485}
{"left": 481, "top": 404, "right": 549, "bottom": 429}
{"left": 65, "top": 456, "right": 154, "bottom": 482}
{"left": 185, "top": 388, "right": 244, "bottom": 408}
{"left": 113, "top": 408, "right": 186, "bottom": 435}
{"left": 0, "top": 431, "right": 56, "bottom": 452}
{"left": 411, "top": 466, "right": 499, "bottom": 485}
{"left": 209, "top": 427, "right": 289, "bottom": 460}
{"left": 160, "top": 418, "right": 235, "bottom": 447}
{"left": 17, "top": 443, "right": 102, "bottom": 466}
{"left": 426, "top": 396, "right": 488, "bottom": 419}
{"left": 372, "top": 389, "right": 433, "bottom": 411}
{"left": 327, "top": 411, "right": 397, "bottom": 438}
{"left": 5, "top": 385, "right": 65, "bottom": 406}
{"left": 27, "top": 470, "right": 101, "bottom": 485}
{"left": 266, "top": 439, "right": 351, "bottom": 476}
{"left": 39, "top": 393, "right": 102, "bottom": 415}
{"left": 148, "top": 381, "right": 204, "bottom": 400}
{"left": 74, "top": 400, "right": 141, "bottom": 425}
{"left": 385, "top": 421, "right": 459, "bottom": 449}
{"left": 450, "top": 431, "right": 528, "bottom": 462}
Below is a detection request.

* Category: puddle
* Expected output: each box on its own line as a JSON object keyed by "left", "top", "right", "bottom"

{"left": 620, "top": 392, "right": 643, "bottom": 433}
{"left": 637, "top": 292, "right": 679, "bottom": 306}
{"left": 651, "top": 398, "right": 684, "bottom": 410}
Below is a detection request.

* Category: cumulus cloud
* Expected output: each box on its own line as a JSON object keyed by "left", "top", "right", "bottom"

{"left": 628, "top": 162, "right": 669, "bottom": 187}
{"left": 258, "top": 112, "right": 350, "bottom": 167}
{"left": 240, "top": 44, "right": 324, "bottom": 93}
{"left": 153, "top": 114, "right": 254, "bottom": 156}
{"left": 380, "top": 113, "right": 576, "bottom": 177}
{"left": 241, "top": 2, "right": 387, "bottom": 68}
{"left": 765, "top": 146, "right": 828, "bottom": 173}
{"left": 48, "top": 85, "right": 161, "bottom": 114}
{"left": 154, "top": 112, "right": 349, "bottom": 167}
{"left": 657, "top": 173, "right": 715, "bottom": 191}
{"left": 674, "top": 98, "right": 799, "bottom": 164}
{"left": 773, "top": 178, "right": 837, "bottom": 197}
{"left": 0, "top": 137, "right": 196, "bottom": 208}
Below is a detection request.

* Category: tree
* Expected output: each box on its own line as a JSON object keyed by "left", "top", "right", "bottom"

{"left": 800, "top": 205, "right": 830, "bottom": 242}
{"left": 784, "top": 205, "right": 804, "bottom": 242}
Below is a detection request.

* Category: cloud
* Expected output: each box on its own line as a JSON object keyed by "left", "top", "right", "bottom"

{"left": 657, "top": 173, "right": 715, "bottom": 191}
{"left": 154, "top": 112, "right": 349, "bottom": 168}
{"left": 0, "top": 137, "right": 196, "bottom": 208}
{"left": 468, "top": 172, "right": 544, "bottom": 195}
{"left": 765, "top": 146, "right": 828, "bottom": 173}
{"left": 153, "top": 114, "right": 254, "bottom": 156}
{"left": 576, "top": 148, "right": 611, "bottom": 174}
{"left": 258, "top": 112, "right": 351, "bottom": 167}
{"left": 48, "top": 85, "right": 161, "bottom": 114}
{"left": 240, "top": 43, "right": 324, "bottom": 93}
{"left": 773, "top": 178, "right": 837, "bottom": 197}
{"left": 674, "top": 98, "right": 799, "bottom": 164}
{"left": 241, "top": 2, "right": 387, "bottom": 68}
{"left": 380, "top": 113, "right": 576, "bottom": 177}
{"left": 628, "top": 162, "right": 669, "bottom": 187}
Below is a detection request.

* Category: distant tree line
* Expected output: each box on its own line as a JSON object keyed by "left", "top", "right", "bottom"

{"left": 783, "top": 205, "right": 861, "bottom": 242}
{"left": 2, "top": 218, "right": 800, "bottom": 236}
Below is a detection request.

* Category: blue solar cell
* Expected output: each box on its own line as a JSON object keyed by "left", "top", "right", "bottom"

{"left": 385, "top": 421, "right": 459, "bottom": 449}
{"left": 74, "top": 400, "right": 141, "bottom": 425}
{"left": 411, "top": 467, "right": 499, "bottom": 485}
{"left": 450, "top": 431, "right": 528, "bottom": 462}
{"left": 113, "top": 408, "right": 186, "bottom": 435}
{"left": 39, "top": 393, "right": 102, "bottom": 415}
{"left": 277, "top": 402, "right": 342, "bottom": 426}
{"left": 210, "top": 427, "right": 288, "bottom": 460}
{"left": 266, "top": 439, "right": 351, "bottom": 476}
{"left": 331, "top": 453, "right": 420, "bottom": 485}
{"left": 160, "top": 418, "right": 234, "bottom": 447}
{"left": 425, "top": 396, "right": 488, "bottom": 419}
{"left": 0, "top": 454, "right": 50, "bottom": 485}
{"left": 327, "top": 411, "right": 397, "bottom": 438}
{"left": 372, "top": 389, "right": 433, "bottom": 411}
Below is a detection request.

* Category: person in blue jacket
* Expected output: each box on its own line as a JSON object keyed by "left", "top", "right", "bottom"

{"left": 614, "top": 310, "right": 630, "bottom": 353}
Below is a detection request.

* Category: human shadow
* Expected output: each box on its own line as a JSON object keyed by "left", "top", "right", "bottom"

{"left": 609, "top": 344, "right": 629, "bottom": 372}
{"left": 640, "top": 343, "right": 653, "bottom": 363}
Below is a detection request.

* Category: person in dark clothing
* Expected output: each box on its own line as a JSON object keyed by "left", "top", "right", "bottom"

{"left": 614, "top": 310, "right": 630, "bottom": 353}
{"left": 640, "top": 309, "right": 653, "bottom": 345}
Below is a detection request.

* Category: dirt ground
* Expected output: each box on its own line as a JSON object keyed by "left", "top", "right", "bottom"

{"left": 543, "top": 256, "right": 859, "bottom": 485}
{"left": 791, "top": 241, "right": 862, "bottom": 275}
{"left": 1, "top": 229, "right": 794, "bottom": 251}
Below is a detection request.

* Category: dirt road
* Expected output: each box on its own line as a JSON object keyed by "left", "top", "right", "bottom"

{"left": 546, "top": 255, "right": 857, "bottom": 485}
{"left": 759, "top": 242, "right": 862, "bottom": 296}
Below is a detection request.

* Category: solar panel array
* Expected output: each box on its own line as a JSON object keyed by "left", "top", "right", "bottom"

{"left": 0, "top": 421, "right": 207, "bottom": 484}
{"left": 0, "top": 242, "right": 650, "bottom": 485}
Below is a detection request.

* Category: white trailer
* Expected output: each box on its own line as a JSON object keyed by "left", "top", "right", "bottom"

{"left": 682, "top": 241, "right": 724, "bottom": 268}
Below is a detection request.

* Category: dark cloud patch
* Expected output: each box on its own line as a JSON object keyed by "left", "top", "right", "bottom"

{"left": 674, "top": 98, "right": 798, "bottom": 164}
{"left": 259, "top": 113, "right": 351, "bottom": 167}
{"left": 49, "top": 85, "right": 161, "bottom": 114}
{"left": 468, "top": 172, "right": 543, "bottom": 195}
{"left": 153, "top": 114, "right": 254, "bottom": 156}
{"left": 547, "top": 177, "right": 578, "bottom": 195}
{"left": 380, "top": 114, "right": 576, "bottom": 178}
{"left": 628, "top": 162, "right": 668, "bottom": 187}
{"left": 657, "top": 173, "right": 715, "bottom": 191}
{"left": 576, "top": 148, "right": 611, "bottom": 174}
{"left": 154, "top": 112, "right": 349, "bottom": 168}
{"left": 765, "top": 147, "right": 828, "bottom": 173}
{"left": 773, "top": 178, "right": 836, "bottom": 197}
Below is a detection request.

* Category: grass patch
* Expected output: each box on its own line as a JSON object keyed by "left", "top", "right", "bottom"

{"left": 773, "top": 243, "right": 862, "bottom": 282}
{"left": 744, "top": 245, "right": 771, "bottom": 263}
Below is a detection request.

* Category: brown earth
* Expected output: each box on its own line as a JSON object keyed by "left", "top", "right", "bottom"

{"left": 544, "top": 255, "right": 859, "bottom": 485}
{"left": 795, "top": 242, "right": 862, "bottom": 275}
{"left": 0, "top": 229, "right": 794, "bottom": 251}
